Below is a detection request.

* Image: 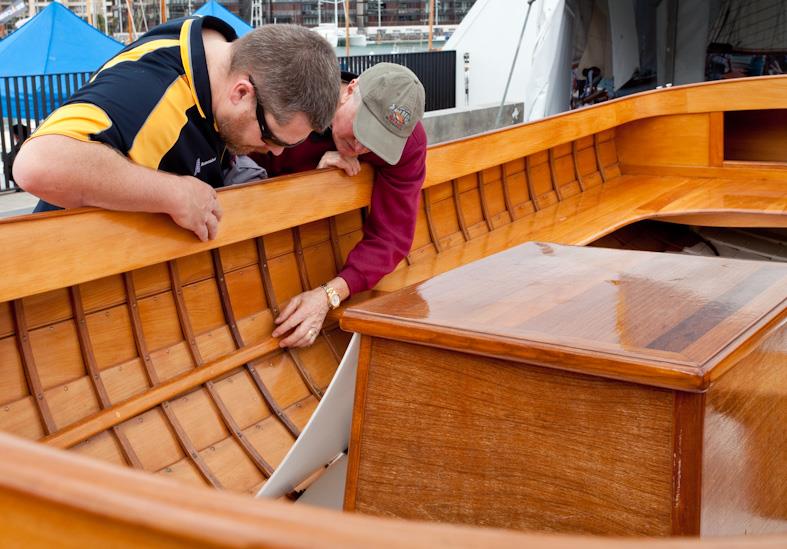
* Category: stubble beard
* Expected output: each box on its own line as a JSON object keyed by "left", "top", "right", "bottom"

{"left": 217, "top": 111, "right": 254, "bottom": 156}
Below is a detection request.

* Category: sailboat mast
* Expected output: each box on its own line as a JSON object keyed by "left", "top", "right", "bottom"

{"left": 160, "top": 0, "right": 166, "bottom": 23}
{"left": 427, "top": 0, "right": 434, "bottom": 51}
{"left": 343, "top": 0, "right": 349, "bottom": 57}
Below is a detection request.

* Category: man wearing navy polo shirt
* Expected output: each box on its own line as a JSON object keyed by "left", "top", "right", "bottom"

{"left": 13, "top": 18, "right": 339, "bottom": 242}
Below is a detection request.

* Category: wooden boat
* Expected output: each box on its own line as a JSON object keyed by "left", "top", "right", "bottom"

{"left": 0, "top": 75, "right": 785, "bottom": 545}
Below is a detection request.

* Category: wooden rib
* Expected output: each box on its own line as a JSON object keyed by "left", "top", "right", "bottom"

{"left": 525, "top": 155, "right": 541, "bottom": 210}
{"left": 451, "top": 179, "right": 471, "bottom": 241}
{"left": 160, "top": 400, "right": 223, "bottom": 488}
{"left": 291, "top": 227, "right": 312, "bottom": 291}
{"left": 572, "top": 140, "right": 586, "bottom": 191}
{"left": 69, "top": 286, "right": 142, "bottom": 469}
{"left": 43, "top": 335, "right": 280, "bottom": 451}
{"left": 423, "top": 187, "right": 443, "bottom": 253}
{"left": 210, "top": 250, "right": 301, "bottom": 439}
{"left": 500, "top": 168, "right": 516, "bottom": 219}
{"left": 255, "top": 238, "right": 323, "bottom": 400}
{"left": 123, "top": 272, "right": 161, "bottom": 385}
{"left": 123, "top": 271, "right": 221, "bottom": 488}
{"left": 288, "top": 346, "right": 323, "bottom": 400}
{"left": 594, "top": 133, "right": 608, "bottom": 182}
{"left": 476, "top": 171, "right": 495, "bottom": 232}
{"left": 327, "top": 217, "right": 345, "bottom": 273}
{"left": 11, "top": 300, "right": 57, "bottom": 435}
{"left": 548, "top": 148, "right": 565, "bottom": 201}
{"left": 168, "top": 260, "right": 275, "bottom": 478}
{"left": 321, "top": 328, "right": 342, "bottom": 363}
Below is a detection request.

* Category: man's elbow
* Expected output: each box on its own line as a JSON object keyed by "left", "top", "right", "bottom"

{"left": 12, "top": 142, "right": 46, "bottom": 195}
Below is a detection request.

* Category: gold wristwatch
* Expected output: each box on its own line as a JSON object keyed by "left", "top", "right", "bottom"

{"left": 321, "top": 283, "right": 341, "bottom": 309}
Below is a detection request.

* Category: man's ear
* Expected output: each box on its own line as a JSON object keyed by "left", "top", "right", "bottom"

{"left": 339, "top": 79, "right": 359, "bottom": 105}
{"left": 230, "top": 77, "right": 255, "bottom": 106}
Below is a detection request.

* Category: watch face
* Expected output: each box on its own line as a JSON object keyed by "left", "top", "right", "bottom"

{"left": 329, "top": 293, "right": 341, "bottom": 308}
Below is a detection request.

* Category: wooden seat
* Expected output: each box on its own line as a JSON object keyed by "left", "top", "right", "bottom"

{"left": 378, "top": 174, "right": 787, "bottom": 292}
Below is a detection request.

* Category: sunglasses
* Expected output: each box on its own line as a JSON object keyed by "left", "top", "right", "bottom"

{"left": 249, "top": 76, "right": 306, "bottom": 149}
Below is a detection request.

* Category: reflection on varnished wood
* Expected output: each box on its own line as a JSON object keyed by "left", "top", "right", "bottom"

{"left": 702, "top": 326, "right": 787, "bottom": 534}
{"left": 343, "top": 244, "right": 787, "bottom": 537}
{"left": 346, "top": 243, "right": 787, "bottom": 391}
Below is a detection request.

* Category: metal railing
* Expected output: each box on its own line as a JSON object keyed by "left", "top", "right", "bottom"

{"left": 0, "top": 51, "right": 456, "bottom": 191}
{"left": 1, "top": 72, "right": 92, "bottom": 191}
{"left": 338, "top": 50, "right": 456, "bottom": 112}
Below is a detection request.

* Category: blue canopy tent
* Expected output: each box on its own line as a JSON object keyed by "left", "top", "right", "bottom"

{"left": 0, "top": 2, "right": 123, "bottom": 120}
{"left": 194, "top": 0, "right": 253, "bottom": 37}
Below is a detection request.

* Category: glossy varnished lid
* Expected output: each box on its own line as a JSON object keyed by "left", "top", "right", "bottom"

{"left": 342, "top": 243, "right": 787, "bottom": 391}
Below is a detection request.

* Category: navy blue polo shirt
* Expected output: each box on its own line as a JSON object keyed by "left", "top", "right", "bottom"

{"left": 32, "top": 16, "right": 236, "bottom": 212}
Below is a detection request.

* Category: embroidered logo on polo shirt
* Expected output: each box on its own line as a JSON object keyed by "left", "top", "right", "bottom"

{"left": 194, "top": 156, "right": 216, "bottom": 176}
{"left": 386, "top": 104, "right": 411, "bottom": 130}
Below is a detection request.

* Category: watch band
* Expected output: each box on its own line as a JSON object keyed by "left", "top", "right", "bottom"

{"left": 321, "top": 283, "right": 341, "bottom": 310}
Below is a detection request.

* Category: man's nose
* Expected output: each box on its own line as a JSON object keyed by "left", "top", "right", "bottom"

{"left": 268, "top": 144, "right": 285, "bottom": 156}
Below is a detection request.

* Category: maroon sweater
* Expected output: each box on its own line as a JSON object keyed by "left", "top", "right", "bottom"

{"left": 252, "top": 122, "right": 427, "bottom": 295}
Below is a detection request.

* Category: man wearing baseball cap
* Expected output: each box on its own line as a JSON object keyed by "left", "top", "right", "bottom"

{"left": 254, "top": 62, "right": 427, "bottom": 348}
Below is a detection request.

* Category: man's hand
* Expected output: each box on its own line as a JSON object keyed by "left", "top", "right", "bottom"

{"left": 271, "top": 288, "right": 331, "bottom": 348}
{"left": 169, "top": 176, "right": 224, "bottom": 242}
{"left": 317, "top": 151, "right": 361, "bottom": 176}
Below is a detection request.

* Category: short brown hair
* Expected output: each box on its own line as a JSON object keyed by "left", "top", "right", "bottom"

{"left": 230, "top": 25, "right": 339, "bottom": 132}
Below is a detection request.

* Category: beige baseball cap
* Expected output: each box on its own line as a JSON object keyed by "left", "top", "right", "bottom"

{"left": 354, "top": 63, "right": 425, "bottom": 165}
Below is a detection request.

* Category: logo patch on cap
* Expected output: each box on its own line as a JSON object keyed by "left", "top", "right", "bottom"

{"left": 385, "top": 104, "right": 412, "bottom": 130}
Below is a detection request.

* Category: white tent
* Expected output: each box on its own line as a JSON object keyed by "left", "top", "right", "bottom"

{"left": 444, "top": 0, "right": 572, "bottom": 121}
{"left": 444, "top": 0, "right": 787, "bottom": 123}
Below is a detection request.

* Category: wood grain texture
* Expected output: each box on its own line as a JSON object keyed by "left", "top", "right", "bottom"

{"left": 345, "top": 243, "right": 787, "bottom": 392}
{"left": 8, "top": 433, "right": 787, "bottom": 548}
{"left": 701, "top": 323, "right": 787, "bottom": 535}
{"left": 348, "top": 339, "right": 675, "bottom": 535}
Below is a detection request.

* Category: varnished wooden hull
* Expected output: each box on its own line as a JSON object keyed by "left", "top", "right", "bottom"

{"left": 0, "top": 75, "right": 785, "bottom": 544}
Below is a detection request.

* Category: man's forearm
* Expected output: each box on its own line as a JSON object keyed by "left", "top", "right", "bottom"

{"left": 14, "top": 135, "right": 184, "bottom": 215}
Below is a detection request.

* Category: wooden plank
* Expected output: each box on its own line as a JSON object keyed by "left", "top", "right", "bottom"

{"left": 349, "top": 339, "right": 675, "bottom": 535}
{"left": 291, "top": 227, "right": 312, "bottom": 292}
{"left": 548, "top": 148, "right": 565, "bottom": 200}
{"left": 211, "top": 249, "right": 301, "bottom": 439}
{"left": 11, "top": 300, "right": 56, "bottom": 435}
{"left": 671, "top": 392, "right": 704, "bottom": 535}
{"left": 168, "top": 261, "right": 275, "bottom": 479}
{"left": 572, "top": 140, "right": 586, "bottom": 191}
{"left": 422, "top": 187, "right": 443, "bottom": 253}
{"left": 708, "top": 112, "right": 724, "bottom": 167}
{"left": 41, "top": 336, "right": 280, "bottom": 450}
{"left": 476, "top": 171, "right": 495, "bottom": 232}
{"left": 525, "top": 156, "right": 541, "bottom": 210}
{"left": 594, "top": 133, "right": 608, "bottom": 182}
{"left": 255, "top": 237, "right": 323, "bottom": 400}
{"left": 69, "top": 285, "right": 143, "bottom": 469}
{"left": 327, "top": 216, "right": 345, "bottom": 273}
{"left": 451, "top": 179, "right": 471, "bottom": 241}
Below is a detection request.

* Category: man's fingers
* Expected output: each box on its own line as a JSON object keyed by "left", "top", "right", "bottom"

{"left": 206, "top": 215, "right": 219, "bottom": 240}
{"left": 212, "top": 198, "right": 223, "bottom": 221}
{"left": 194, "top": 224, "right": 209, "bottom": 242}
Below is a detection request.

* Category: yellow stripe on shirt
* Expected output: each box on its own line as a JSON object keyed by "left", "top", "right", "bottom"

{"left": 91, "top": 39, "right": 180, "bottom": 82}
{"left": 31, "top": 103, "right": 113, "bottom": 143}
{"left": 179, "top": 19, "right": 207, "bottom": 120}
{"left": 128, "top": 76, "right": 194, "bottom": 169}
